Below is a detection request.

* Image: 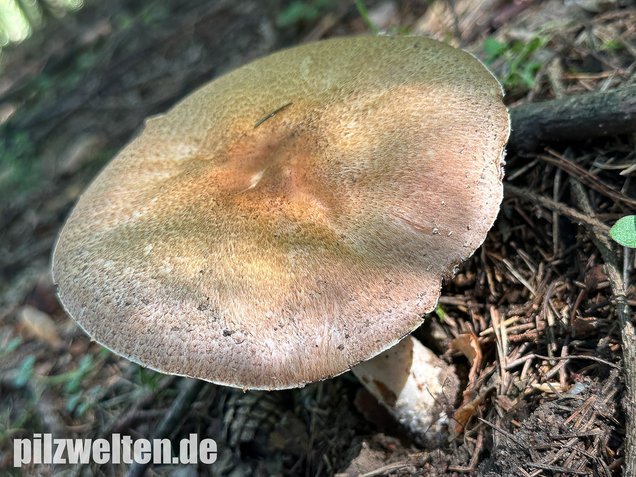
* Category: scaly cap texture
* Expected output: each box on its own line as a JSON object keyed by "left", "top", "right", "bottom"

{"left": 53, "top": 36, "right": 510, "bottom": 389}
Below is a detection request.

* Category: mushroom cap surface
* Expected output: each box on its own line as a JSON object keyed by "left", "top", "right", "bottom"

{"left": 52, "top": 36, "right": 509, "bottom": 390}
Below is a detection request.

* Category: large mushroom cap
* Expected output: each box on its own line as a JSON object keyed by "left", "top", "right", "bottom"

{"left": 53, "top": 36, "right": 509, "bottom": 390}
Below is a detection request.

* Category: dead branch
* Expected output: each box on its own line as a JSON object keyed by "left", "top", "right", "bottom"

{"left": 509, "top": 85, "right": 636, "bottom": 152}
{"left": 570, "top": 178, "right": 635, "bottom": 476}
{"left": 505, "top": 184, "right": 609, "bottom": 233}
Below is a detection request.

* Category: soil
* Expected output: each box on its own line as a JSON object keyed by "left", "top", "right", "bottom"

{"left": 1, "top": 0, "right": 634, "bottom": 476}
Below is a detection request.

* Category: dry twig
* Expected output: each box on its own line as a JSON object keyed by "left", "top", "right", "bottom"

{"left": 569, "top": 178, "right": 635, "bottom": 475}
{"left": 509, "top": 85, "right": 636, "bottom": 152}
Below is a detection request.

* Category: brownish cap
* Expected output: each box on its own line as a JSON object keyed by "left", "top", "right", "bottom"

{"left": 52, "top": 36, "right": 509, "bottom": 390}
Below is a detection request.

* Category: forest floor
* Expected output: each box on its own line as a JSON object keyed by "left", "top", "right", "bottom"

{"left": 1, "top": 0, "right": 635, "bottom": 476}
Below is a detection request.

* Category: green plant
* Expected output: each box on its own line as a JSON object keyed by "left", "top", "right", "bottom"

{"left": 66, "top": 385, "right": 102, "bottom": 417}
{"left": 276, "top": 0, "right": 333, "bottom": 28}
{"left": 45, "top": 354, "right": 102, "bottom": 416}
{"left": 135, "top": 365, "right": 165, "bottom": 390}
{"left": 483, "top": 35, "right": 547, "bottom": 90}
{"left": 0, "top": 337, "right": 22, "bottom": 359}
{"left": 434, "top": 303, "right": 445, "bottom": 321}
{"left": 609, "top": 215, "right": 636, "bottom": 248}
{"left": 600, "top": 39, "right": 623, "bottom": 52}
{"left": 0, "top": 130, "right": 36, "bottom": 187}
{"left": 14, "top": 355, "right": 36, "bottom": 388}
{"left": 354, "top": 0, "right": 379, "bottom": 35}
{"left": 0, "top": 404, "right": 32, "bottom": 442}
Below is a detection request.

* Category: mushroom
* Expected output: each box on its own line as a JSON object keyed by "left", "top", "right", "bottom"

{"left": 52, "top": 36, "right": 509, "bottom": 443}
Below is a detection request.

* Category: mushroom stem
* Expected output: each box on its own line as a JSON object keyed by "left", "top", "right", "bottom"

{"left": 351, "top": 335, "right": 459, "bottom": 446}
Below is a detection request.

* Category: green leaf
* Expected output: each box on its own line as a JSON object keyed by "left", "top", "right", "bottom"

{"left": 65, "top": 392, "right": 82, "bottom": 413}
{"left": 483, "top": 37, "right": 507, "bottom": 60}
{"left": 15, "top": 355, "right": 36, "bottom": 388}
{"left": 609, "top": 215, "right": 636, "bottom": 248}
{"left": 434, "top": 304, "right": 445, "bottom": 322}
{"left": 276, "top": 1, "right": 320, "bottom": 27}
{"left": 0, "top": 337, "right": 22, "bottom": 357}
{"left": 354, "top": 0, "right": 379, "bottom": 35}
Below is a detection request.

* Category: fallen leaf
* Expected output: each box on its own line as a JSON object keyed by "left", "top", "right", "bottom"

{"left": 449, "top": 332, "right": 486, "bottom": 434}
{"left": 450, "top": 331, "right": 482, "bottom": 383}
{"left": 17, "top": 305, "right": 63, "bottom": 349}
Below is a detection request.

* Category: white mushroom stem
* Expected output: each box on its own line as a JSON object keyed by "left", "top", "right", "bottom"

{"left": 351, "top": 335, "right": 459, "bottom": 445}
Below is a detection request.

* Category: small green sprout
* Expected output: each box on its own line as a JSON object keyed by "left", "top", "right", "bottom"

{"left": 354, "top": 0, "right": 379, "bottom": 35}
{"left": 609, "top": 215, "right": 636, "bottom": 248}
{"left": 435, "top": 304, "right": 445, "bottom": 322}
{"left": 276, "top": 0, "right": 333, "bottom": 28}
{"left": 482, "top": 35, "right": 547, "bottom": 90}
{"left": 14, "top": 355, "right": 36, "bottom": 388}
